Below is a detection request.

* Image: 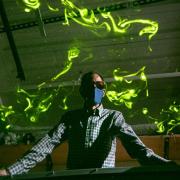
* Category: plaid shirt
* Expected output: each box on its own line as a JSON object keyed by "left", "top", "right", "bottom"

{"left": 7, "top": 105, "right": 170, "bottom": 175}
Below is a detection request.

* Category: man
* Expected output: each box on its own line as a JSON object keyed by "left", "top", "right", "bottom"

{"left": 0, "top": 71, "right": 176, "bottom": 176}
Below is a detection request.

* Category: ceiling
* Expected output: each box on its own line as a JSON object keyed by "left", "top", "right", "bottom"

{"left": 0, "top": 0, "right": 179, "bottom": 91}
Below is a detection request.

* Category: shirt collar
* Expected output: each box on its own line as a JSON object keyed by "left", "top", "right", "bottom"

{"left": 84, "top": 104, "right": 104, "bottom": 117}
{"left": 97, "top": 104, "right": 103, "bottom": 117}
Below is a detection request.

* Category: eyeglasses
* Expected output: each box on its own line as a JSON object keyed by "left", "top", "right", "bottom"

{"left": 93, "top": 81, "right": 106, "bottom": 90}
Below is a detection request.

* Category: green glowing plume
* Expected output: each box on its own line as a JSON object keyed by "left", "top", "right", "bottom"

{"left": 47, "top": 1, "right": 59, "bottom": 12}
{"left": 19, "top": 0, "right": 40, "bottom": 12}
{"left": 38, "top": 46, "right": 80, "bottom": 89}
{"left": 0, "top": 105, "right": 15, "bottom": 122}
{"left": 17, "top": 87, "right": 58, "bottom": 122}
{"left": 19, "top": 0, "right": 158, "bottom": 41}
{"left": 15, "top": 45, "right": 80, "bottom": 124}
{"left": 51, "top": 47, "right": 80, "bottom": 81}
{"left": 118, "top": 19, "right": 158, "bottom": 40}
{"left": 155, "top": 121, "right": 165, "bottom": 133}
{"left": 61, "top": 0, "right": 158, "bottom": 40}
{"left": 154, "top": 102, "right": 180, "bottom": 134}
{"left": 59, "top": 96, "right": 68, "bottom": 110}
{"left": 0, "top": 105, "right": 15, "bottom": 129}
{"left": 106, "top": 66, "right": 148, "bottom": 109}
{"left": 62, "top": 0, "right": 110, "bottom": 36}
{"left": 142, "top": 107, "right": 148, "bottom": 115}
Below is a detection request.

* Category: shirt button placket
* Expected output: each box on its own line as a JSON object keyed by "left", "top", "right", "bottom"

{"left": 85, "top": 116, "right": 93, "bottom": 148}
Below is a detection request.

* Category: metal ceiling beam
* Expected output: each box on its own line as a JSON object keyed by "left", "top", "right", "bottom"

{"left": 18, "top": 72, "right": 180, "bottom": 90}
{"left": 0, "top": 72, "right": 179, "bottom": 92}
{"left": 0, "top": 0, "right": 165, "bottom": 33}
{"left": 0, "top": 0, "right": 25, "bottom": 80}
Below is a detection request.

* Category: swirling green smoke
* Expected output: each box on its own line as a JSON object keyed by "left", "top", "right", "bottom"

{"left": 154, "top": 102, "right": 180, "bottom": 134}
{"left": 18, "top": 46, "right": 80, "bottom": 122}
{"left": 51, "top": 47, "right": 80, "bottom": 82}
{"left": 19, "top": 0, "right": 158, "bottom": 40}
{"left": 17, "top": 0, "right": 40, "bottom": 12}
{"left": 0, "top": 46, "right": 79, "bottom": 127}
{"left": 106, "top": 66, "right": 148, "bottom": 109}
{"left": 38, "top": 46, "right": 80, "bottom": 89}
{"left": 0, "top": 105, "right": 15, "bottom": 129}
{"left": 16, "top": 86, "right": 59, "bottom": 122}
{"left": 62, "top": 0, "right": 158, "bottom": 40}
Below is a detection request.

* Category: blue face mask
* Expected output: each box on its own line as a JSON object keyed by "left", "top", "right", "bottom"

{"left": 93, "top": 87, "right": 104, "bottom": 105}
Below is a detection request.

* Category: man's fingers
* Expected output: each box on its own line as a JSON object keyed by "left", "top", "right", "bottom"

{"left": 0, "top": 169, "right": 9, "bottom": 176}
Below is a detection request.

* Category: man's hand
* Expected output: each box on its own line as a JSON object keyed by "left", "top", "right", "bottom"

{"left": 0, "top": 169, "right": 9, "bottom": 176}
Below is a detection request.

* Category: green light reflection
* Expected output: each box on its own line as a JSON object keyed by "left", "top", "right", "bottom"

{"left": 17, "top": 87, "right": 58, "bottom": 123}
{"left": 51, "top": 47, "right": 80, "bottom": 81}
{"left": 155, "top": 102, "right": 180, "bottom": 134}
{"left": 20, "top": 0, "right": 158, "bottom": 41}
{"left": 0, "top": 105, "right": 15, "bottom": 129}
{"left": 106, "top": 66, "right": 148, "bottom": 109}
{"left": 61, "top": 0, "right": 158, "bottom": 41}
{"left": 15, "top": 46, "right": 79, "bottom": 123}
{"left": 142, "top": 107, "right": 148, "bottom": 115}
{"left": 38, "top": 46, "right": 80, "bottom": 89}
{"left": 18, "top": 0, "right": 40, "bottom": 12}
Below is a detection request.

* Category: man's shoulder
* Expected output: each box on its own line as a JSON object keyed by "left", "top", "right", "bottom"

{"left": 103, "top": 108, "right": 123, "bottom": 117}
{"left": 63, "top": 108, "right": 84, "bottom": 116}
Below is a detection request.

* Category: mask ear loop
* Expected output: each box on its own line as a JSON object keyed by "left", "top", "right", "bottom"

{"left": 102, "top": 89, "right": 106, "bottom": 97}
{"left": 102, "top": 81, "right": 107, "bottom": 97}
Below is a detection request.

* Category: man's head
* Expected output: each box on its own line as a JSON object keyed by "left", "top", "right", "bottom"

{"left": 79, "top": 71, "right": 106, "bottom": 106}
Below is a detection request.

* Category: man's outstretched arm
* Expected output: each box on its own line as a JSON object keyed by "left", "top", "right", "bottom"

{"left": 113, "top": 112, "right": 175, "bottom": 165}
{"left": 0, "top": 115, "right": 68, "bottom": 176}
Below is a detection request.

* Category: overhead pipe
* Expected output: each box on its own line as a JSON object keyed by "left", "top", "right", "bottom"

{"left": 16, "top": 72, "right": 180, "bottom": 90}
{"left": 34, "top": 8, "right": 47, "bottom": 38}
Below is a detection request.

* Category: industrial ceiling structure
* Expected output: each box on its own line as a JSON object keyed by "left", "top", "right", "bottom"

{"left": 0, "top": 0, "right": 180, "bottom": 134}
